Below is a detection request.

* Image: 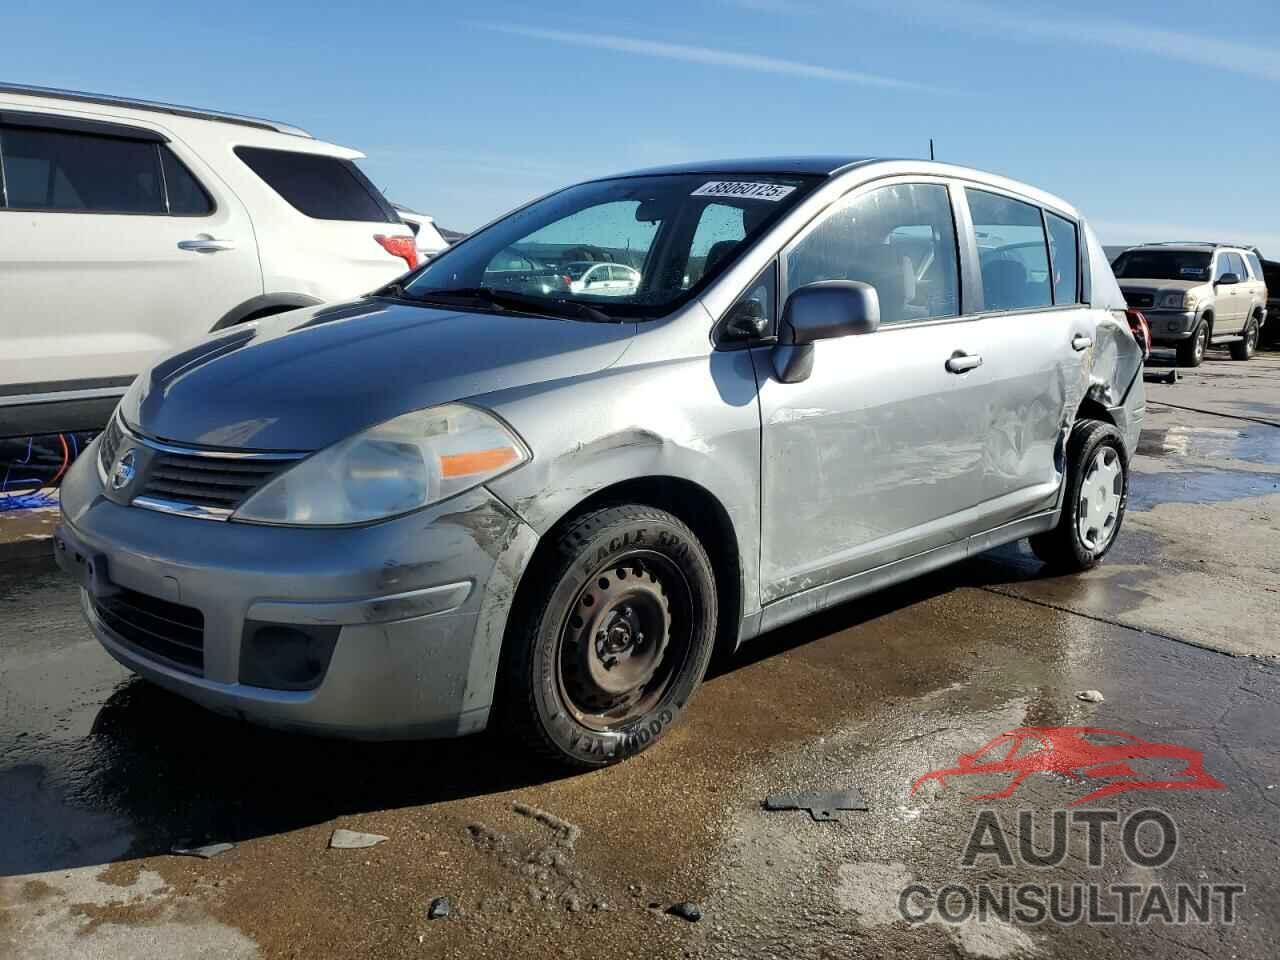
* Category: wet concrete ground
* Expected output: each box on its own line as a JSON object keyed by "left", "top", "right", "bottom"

{"left": 2, "top": 350, "right": 1277, "bottom": 959}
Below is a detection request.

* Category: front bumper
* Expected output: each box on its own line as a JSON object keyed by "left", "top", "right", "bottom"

{"left": 55, "top": 440, "right": 539, "bottom": 739}
{"left": 1143, "top": 310, "right": 1200, "bottom": 342}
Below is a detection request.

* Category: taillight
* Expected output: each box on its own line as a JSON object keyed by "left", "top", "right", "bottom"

{"left": 1125, "top": 308, "right": 1151, "bottom": 360}
{"left": 374, "top": 234, "right": 419, "bottom": 271}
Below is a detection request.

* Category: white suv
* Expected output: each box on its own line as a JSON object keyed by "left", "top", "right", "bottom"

{"left": 0, "top": 83, "right": 416, "bottom": 437}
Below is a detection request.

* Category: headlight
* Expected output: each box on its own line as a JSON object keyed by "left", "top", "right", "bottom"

{"left": 1183, "top": 292, "right": 1200, "bottom": 311}
{"left": 232, "top": 404, "right": 529, "bottom": 525}
{"left": 1160, "top": 292, "right": 1186, "bottom": 309}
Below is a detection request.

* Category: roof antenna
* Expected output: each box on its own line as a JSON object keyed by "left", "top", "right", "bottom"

{"left": 929, "top": 138, "right": 935, "bottom": 161}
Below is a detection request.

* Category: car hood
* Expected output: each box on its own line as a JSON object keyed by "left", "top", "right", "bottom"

{"left": 1116, "top": 278, "right": 1205, "bottom": 294}
{"left": 120, "top": 299, "right": 635, "bottom": 450}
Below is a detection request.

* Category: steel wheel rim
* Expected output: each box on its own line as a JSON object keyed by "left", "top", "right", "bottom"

{"left": 1077, "top": 447, "right": 1122, "bottom": 551}
{"left": 1246, "top": 320, "right": 1257, "bottom": 352}
{"left": 1195, "top": 326, "right": 1207, "bottom": 361}
{"left": 555, "top": 550, "right": 693, "bottom": 732}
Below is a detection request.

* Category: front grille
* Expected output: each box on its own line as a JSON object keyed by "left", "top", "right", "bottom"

{"left": 94, "top": 587, "right": 205, "bottom": 674}
{"left": 98, "top": 415, "right": 124, "bottom": 475}
{"left": 1125, "top": 292, "right": 1155, "bottom": 309}
{"left": 138, "top": 452, "right": 292, "bottom": 512}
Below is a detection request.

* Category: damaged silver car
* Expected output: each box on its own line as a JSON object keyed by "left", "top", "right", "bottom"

{"left": 55, "top": 157, "right": 1145, "bottom": 767}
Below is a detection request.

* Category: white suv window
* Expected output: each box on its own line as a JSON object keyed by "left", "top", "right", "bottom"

{"left": 1, "top": 125, "right": 165, "bottom": 213}
{"left": 234, "top": 146, "right": 396, "bottom": 223}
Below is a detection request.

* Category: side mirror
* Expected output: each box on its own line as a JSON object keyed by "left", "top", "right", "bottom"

{"left": 721, "top": 297, "right": 769, "bottom": 342}
{"left": 772, "top": 281, "right": 880, "bottom": 383}
{"left": 1216, "top": 273, "right": 1240, "bottom": 286}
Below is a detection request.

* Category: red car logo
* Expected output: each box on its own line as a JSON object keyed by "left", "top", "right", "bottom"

{"left": 912, "top": 727, "right": 1226, "bottom": 805}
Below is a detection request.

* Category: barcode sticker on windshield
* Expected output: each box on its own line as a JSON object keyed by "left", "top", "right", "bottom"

{"left": 691, "top": 181, "right": 797, "bottom": 202}
{"left": 1180, "top": 267, "right": 1203, "bottom": 277}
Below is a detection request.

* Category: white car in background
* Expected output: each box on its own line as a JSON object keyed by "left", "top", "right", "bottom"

{"left": 564, "top": 261, "right": 641, "bottom": 296}
{"left": 0, "top": 83, "right": 416, "bottom": 438}
{"left": 392, "top": 204, "right": 451, "bottom": 263}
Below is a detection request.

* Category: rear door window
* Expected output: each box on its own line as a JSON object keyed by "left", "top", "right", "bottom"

{"left": 235, "top": 146, "right": 395, "bottom": 222}
{"left": 1244, "top": 252, "right": 1263, "bottom": 282}
{"left": 967, "top": 189, "right": 1053, "bottom": 311}
{"left": 0, "top": 125, "right": 164, "bottom": 213}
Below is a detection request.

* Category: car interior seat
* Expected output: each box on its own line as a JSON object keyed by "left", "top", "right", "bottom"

{"left": 983, "top": 258, "right": 1030, "bottom": 311}
{"left": 849, "top": 244, "right": 913, "bottom": 323}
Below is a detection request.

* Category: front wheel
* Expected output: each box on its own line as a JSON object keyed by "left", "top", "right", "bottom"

{"left": 499, "top": 505, "right": 718, "bottom": 768}
{"left": 1230, "top": 316, "right": 1259, "bottom": 360}
{"left": 1176, "top": 321, "right": 1208, "bottom": 367}
{"left": 1030, "top": 420, "right": 1128, "bottom": 573}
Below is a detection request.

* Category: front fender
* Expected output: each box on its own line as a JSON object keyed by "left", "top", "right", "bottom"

{"left": 482, "top": 348, "right": 764, "bottom": 618}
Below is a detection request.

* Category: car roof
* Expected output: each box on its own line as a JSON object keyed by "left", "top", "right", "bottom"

{"left": 600, "top": 156, "right": 876, "bottom": 179}
{"left": 0, "top": 81, "right": 312, "bottom": 138}
{"left": 589, "top": 157, "right": 1080, "bottom": 221}
{"left": 1127, "top": 242, "right": 1252, "bottom": 254}
{"left": 1124, "top": 244, "right": 1217, "bottom": 253}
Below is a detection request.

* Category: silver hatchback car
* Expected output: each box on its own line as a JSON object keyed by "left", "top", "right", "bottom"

{"left": 56, "top": 158, "right": 1144, "bottom": 767}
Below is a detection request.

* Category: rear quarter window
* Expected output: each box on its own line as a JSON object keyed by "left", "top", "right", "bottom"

{"left": 234, "top": 146, "right": 395, "bottom": 222}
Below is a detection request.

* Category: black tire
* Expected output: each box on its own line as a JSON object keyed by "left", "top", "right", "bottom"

{"left": 499, "top": 504, "right": 718, "bottom": 769}
{"left": 1175, "top": 320, "right": 1208, "bottom": 367}
{"left": 1230, "top": 315, "right": 1259, "bottom": 361}
{"left": 1030, "top": 421, "right": 1128, "bottom": 573}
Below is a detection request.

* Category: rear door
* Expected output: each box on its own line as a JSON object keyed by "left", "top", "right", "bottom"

{"left": 957, "top": 188, "right": 1091, "bottom": 528}
{"left": 755, "top": 179, "right": 988, "bottom": 603}
{"left": 0, "top": 112, "right": 260, "bottom": 393}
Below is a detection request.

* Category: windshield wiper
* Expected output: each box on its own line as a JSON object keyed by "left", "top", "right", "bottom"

{"left": 408, "top": 287, "right": 615, "bottom": 323}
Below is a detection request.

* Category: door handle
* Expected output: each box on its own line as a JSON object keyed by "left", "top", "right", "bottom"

{"left": 1071, "top": 335, "right": 1093, "bottom": 351}
{"left": 178, "top": 237, "right": 236, "bottom": 253}
{"left": 945, "top": 352, "right": 983, "bottom": 373}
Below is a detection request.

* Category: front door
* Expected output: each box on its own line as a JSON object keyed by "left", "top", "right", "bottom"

{"left": 1213, "top": 252, "right": 1245, "bottom": 333}
{"left": 756, "top": 180, "right": 989, "bottom": 605}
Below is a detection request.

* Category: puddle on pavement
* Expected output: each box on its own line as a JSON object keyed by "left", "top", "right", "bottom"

{"left": 1128, "top": 468, "right": 1280, "bottom": 512}
{"left": 702, "top": 598, "right": 1279, "bottom": 960}
{"left": 1136, "top": 425, "right": 1280, "bottom": 465}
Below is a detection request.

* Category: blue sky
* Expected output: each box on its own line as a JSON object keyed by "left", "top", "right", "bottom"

{"left": 7, "top": 0, "right": 1279, "bottom": 252}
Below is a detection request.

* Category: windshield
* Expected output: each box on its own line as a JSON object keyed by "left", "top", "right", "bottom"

{"left": 398, "top": 173, "right": 821, "bottom": 319}
{"left": 1112, "top": 250, "right": 1211, "bottom": 282}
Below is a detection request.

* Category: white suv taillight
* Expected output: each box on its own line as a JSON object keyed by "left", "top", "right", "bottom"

{"left": 374, "top": 234, "right": 418, "bottom": 271}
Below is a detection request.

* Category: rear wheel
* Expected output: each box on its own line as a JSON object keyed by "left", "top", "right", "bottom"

{"left": 500, "top": 505, "right": 717, "bottom": 768}
{"left": 1176, "top": 320, "right": 1208, "bottom": 367}
{"left": 1230, "top": 315, "right": 1259, "bottom": 360}
{"left": 1030, "top": 421, "right": 1128, "bottom": 573}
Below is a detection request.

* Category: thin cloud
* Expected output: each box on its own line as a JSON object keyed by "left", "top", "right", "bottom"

{"left": 471, "top": 22, "right": 943, "bottom": 92}
{"left": 841, "top": 0, "right": 1280, "bottom": 82}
